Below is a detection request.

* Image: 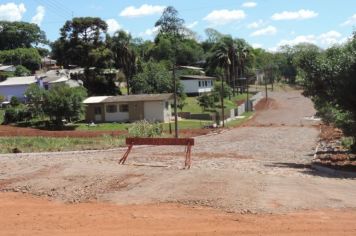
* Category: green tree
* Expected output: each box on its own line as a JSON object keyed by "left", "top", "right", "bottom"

{"left": 0, "top": 21, "right": 47, "bottom": 50}
{"left": 131, "top": 61, "right": 173, "bottom": 94}
{"left": 0, "top": 48, "right": 41, "bottom": 71}
{"left": 107, "top": 30, "right": 136, "bottom": 94}
{"left": 24, "top": 84, "right": 46, "bottom": 117}
{"left": 42, "top": 84, "right": 87, "bottom": 127}
{"left": 198, "top": 94, "right": 215, "bottom": 111}
{"left": 52, "top": 17, "right": 108, "bottom": 68}
{"left": 298, "top": 33, "right": 356, "bottom": 150}
{"left": 14, "top": 65, "right": 31, "bottom": 76}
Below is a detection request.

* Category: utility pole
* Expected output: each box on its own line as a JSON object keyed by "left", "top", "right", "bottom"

{"left": 172, "top": 63, "right": 178, "bottom": 138}
{"left": 221, "top": 75, "right": 225, "bottom": 128}
{"left": 264, "top": 69, "right": 268, "bottom": 101}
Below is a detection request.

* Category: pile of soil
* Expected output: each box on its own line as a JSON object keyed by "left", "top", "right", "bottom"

{"left": 313, "top": 124, "right": 356, "bottom": 172}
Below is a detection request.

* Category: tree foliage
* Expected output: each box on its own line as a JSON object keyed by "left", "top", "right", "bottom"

{"left": 0, "top": 48, "right": 41, "bottom": 71}
{"left": 298, "top": 33, "right": 356, "bottom": 149}
{"left": 0, "top": 21, "right": 47, "bottom": 50}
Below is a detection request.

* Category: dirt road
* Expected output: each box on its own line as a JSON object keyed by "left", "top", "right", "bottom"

{"left": 1, "top": 193, "right": 355, "bottom": 236}
{"left": 1, "top": 90, "right": 356, "bottom": 235}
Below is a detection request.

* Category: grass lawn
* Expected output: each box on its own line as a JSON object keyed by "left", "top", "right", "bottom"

{"left": 181, "top": 93, "right": 254, "bottom": 114}
{"left": 76, "top": 119, "right": 214, "bottom": 132}
{"left": 0, "top": 135, "right": 125, "bottom": 154}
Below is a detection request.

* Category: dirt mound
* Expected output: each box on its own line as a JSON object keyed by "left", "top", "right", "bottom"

{"left": 253, "top": 98, "right": 279, "bottom": 111}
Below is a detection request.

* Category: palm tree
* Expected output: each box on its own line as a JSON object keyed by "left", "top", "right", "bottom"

{"left": 207, "top": 40, "right": 231, "bottom": 127}
{"left": 109, "top": 30, "right": 136, "bottom": 95}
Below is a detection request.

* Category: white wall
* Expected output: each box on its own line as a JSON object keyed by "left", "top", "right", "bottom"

{"left": 104, "top": 104, "right": 129, "bottom": 122}
{"left": 181, "top": 79, "right": 213, "bottom": 94}
{"left": 144, "top": 101, "right": 165, "bottom": 122}
{"left": 0, "top": 85, "right": 30, "bottom": 101}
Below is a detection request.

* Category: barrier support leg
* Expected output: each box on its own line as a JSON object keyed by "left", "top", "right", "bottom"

{"left": 119, "top": 144, "right": 133, "bottom": 165}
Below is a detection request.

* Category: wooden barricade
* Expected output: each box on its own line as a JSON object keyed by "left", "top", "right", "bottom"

{"left": 119, "top": 137, "right": 195, "bottom": 169}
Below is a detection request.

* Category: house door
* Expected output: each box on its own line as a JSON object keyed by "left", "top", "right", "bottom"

{"left": 94, "top": 106, "right": 102, "bottom": 122}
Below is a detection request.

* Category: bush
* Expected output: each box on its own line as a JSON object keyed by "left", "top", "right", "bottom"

{"left": 128, "top": 120, "right": 163, "bottom": 137}
{"left": 212, "top": 81, "right": 232, "bottom": 102}
{"left": 3, "top": 105, "right": 32, "bottom": 124}
{"left": 198, "top": 94, "right": 215, "bottom": 111}
{"left": 10, "top": 96, "right": 20, "bottom": 107}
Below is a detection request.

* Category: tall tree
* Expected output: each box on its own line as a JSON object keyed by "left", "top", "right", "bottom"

{"left": 155, "top": 6, "right": 185, "bottom": 138}
{"left": 52, "top": 17, "right": 108, "bottom": 68}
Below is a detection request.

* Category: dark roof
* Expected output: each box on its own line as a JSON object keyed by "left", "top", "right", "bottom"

{"left": 103, "top": 93, "right": 173, "bottom": 103}
{"left": 180, "top": 75, "right": 217, "bottom": 80}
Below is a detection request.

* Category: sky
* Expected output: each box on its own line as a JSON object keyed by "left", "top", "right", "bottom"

{"left": 0, "top": 0, "right": 355, "bottom": 51}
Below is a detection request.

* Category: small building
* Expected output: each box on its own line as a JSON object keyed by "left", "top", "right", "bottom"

{"left": 83, "top": 93, "right": 173, "bottom": 123}
{"left": 180, "top": 75, "right": 217, "bottom": 96}
{"left": 0, "top": 76, "right": 37, "bottom": 101}
{"left": 0, "top": 64, "right": 16, "bottom": 72}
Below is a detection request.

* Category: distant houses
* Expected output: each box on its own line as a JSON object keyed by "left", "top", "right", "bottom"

{"left": 0, "top": 64, "right": 16, "bottom": 73}
{"left": 83, "top": 93, "right": 173, "bottom": 123}
{"left": 0, "top": 70, "right": 82, "bottom": 102}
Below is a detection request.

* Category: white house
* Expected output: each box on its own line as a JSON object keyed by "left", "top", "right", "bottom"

{"left": 0, "top": 76, "right": 37, "bottom": 101}
{"left": 83, "top": 94, "right": 173, "bottom": 123}
{"left": 180, "top": 75, "right": 217, "bottom": 95}
{"left": 0, "top": 64, "right": 16, "bottom": 72}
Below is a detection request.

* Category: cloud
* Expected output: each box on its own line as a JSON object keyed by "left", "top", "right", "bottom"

{"left": 203, "top": 9, "right": 246, "bottom": 25}
{"left": 0, "top": 2, "right": 26, "bottom": 21}
{"left": 250, "top": 26, "right": 277, "bottom": 36}
{"left": 251, "top": 43, "right": 263, "bottom": 48}
{"left": 318, "top": 30, "right": 342, "bottom": 46}
{"left": 271, "top": 9, "right": 318, "bottom": 20}
{"left": 242, "top": 2, "right": 257, "bottom": 8}
{"left": 31, "top": 5, "right": 45, "bottom": 26}
{"left": 120, "top": 4, "right": 165, "bottom": 17}
{"left": 277, "top": 30, "right": 342, "bottom": 47}
{"left": 246, "top": 19, "right": 265, "bottom": 29}
{"left": 341, "top": 14, "right": 356, "bottom": 26}
{"left": 186, "top": 21, "right": 198, "bottom": 29}
{"left": 140, "top": 26, "right": 160, "bottom": 37}
{"left": 278, "top": 35, "right": 316, "bottom": 46}
{"left": 106, "top": 19, "right": 121, "bottom": 34}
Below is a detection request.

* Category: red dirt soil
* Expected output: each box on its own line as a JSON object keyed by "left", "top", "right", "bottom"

{"left": 0, "top": 193, "right": 355, "bottom": 236}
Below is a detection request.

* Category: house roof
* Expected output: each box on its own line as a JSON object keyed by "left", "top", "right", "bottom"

{"left": 83, "top": 93, "right": 173, "bottom": 104}
{"left": 83, "top": 96, "right": 110, "bottom": 104}
{"left": 178, "top": 66, "right": 204, "bottom": 71}
{"left": 0, "top": 65, "right": 15, "bottom": 71}
{"left": 0, "top": 76, "right": 37, "bottom": 86}
{"left": 180, "top": 75, "right": 217, "bottom": 80}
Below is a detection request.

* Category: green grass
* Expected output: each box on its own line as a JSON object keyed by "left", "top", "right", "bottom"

{"left": 0, "top": 135, "right": 125, "bottom": 154}
{"left": 180, "top": 97, "right": 207, "bottom": 114}
{"left": 225, "top": 111, "right": 253, "bottom": 128}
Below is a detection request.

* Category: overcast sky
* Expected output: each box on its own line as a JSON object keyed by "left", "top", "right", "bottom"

{"left": 0, "top": 0, "right": 355, "bottom": 51}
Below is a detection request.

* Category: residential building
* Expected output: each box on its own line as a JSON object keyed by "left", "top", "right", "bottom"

{"left": 0, "top": 64, "right": 16, "bottom": 72}
{"left": 180, "top": 75, "right": 217, "bottom": 96}
{"left": 83, "top": 94, "right": 173, "bottom": 123}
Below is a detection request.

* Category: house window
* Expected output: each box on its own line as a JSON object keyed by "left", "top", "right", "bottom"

{"left": 94, "top": 107, "right": 101, "bottom": 115}
{"left": 205, "top": 81, "right": 208, "bottom": 86}
{"left": 165, "top": 101, "right": 169, "bottom": 109}
{"left": 198, "top": 81, "right": 201, "bottom": 87}
{"left": 106, "top": 105, "right": 117, "bottom": 113}
{"left": 211, "top": 80, "right": 213, "bottom": 86}
{"left": 119, "top": 104, "right": 129, "bottom": 112}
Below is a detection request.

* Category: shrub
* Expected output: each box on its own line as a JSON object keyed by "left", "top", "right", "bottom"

{"left": 3, "top": 105, "right": 32, "bottom": 124}
{"left": 10, "top": 96, "right": 20, "bottom": 107}
{"left": 128, "top": 120, "right": 163, "bottom": 137}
